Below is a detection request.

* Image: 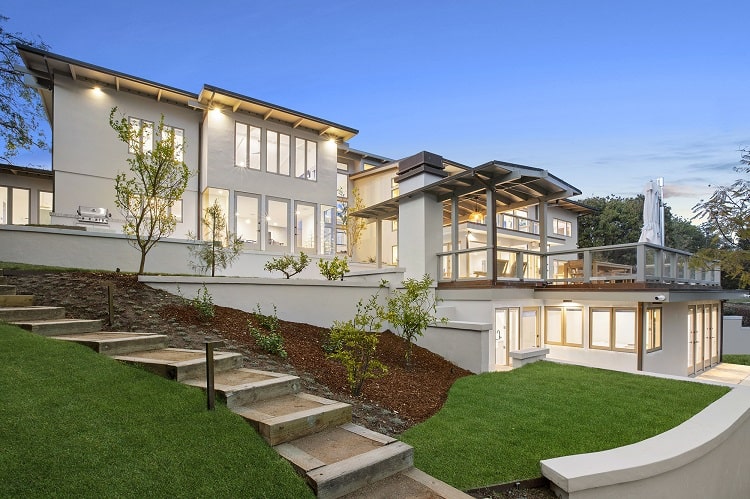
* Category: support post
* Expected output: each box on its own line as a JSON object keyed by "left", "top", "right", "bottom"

{"left": 204, "top": 339, "right": 224, "bottom": 410}
{"left": 106, "top": 282, "right": 115, "bottom": 326}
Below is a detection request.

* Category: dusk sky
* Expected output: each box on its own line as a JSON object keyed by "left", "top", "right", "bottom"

{"left": 5, "top": 1, "right": 749, "bottom": 220}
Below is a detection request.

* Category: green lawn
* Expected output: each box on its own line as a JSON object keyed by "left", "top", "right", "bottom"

{"left": 0, "top": 324, "right": 313, "bottom": 498}
{"left": 723, "top": 354, "right": 750, "bottom": 366}
{"left": 400, "top": 361, "right": 729, "bottom": 490}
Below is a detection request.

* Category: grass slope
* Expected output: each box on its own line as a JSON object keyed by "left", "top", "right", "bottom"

{"left": 0, "top": 324, "right": 313, "bottom": 498}
{"left": 400, "top": 361, "right": 729, "bottom": 489}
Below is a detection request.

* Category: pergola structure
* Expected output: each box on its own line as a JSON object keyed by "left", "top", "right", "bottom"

{"left": 353, "top": 153, "right": 581, "bottom": 280}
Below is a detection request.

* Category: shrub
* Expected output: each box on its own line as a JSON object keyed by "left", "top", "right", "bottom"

{"left": 264, "top": 252, "right": 310, "bottom": 279}
{"left": 318, "top": 256, "right": 349, "bottom": 281}
{"left": 383, "top": 274, "right": 445, "bottom": 368}
{"left": 327, "top": 293, "right": 387, "bottom": 396}
{"left": 249, "top": 304, "right": 286, "bottom": 358}
{"left": 189, "top": 284, "right": 215, "bottom": 321}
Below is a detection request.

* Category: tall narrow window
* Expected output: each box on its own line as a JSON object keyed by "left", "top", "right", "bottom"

{"left": 646, "top": 307, "right": 662, "bottom": 352}
{"left": 337, "top": 172, "right": 348, "bottom": 198}
{"left": 321, "top": 205, "right": 335, "bottom": 255}
{"left": 11, "top": 187, "right": 30, "bottom": 224}
{"left": 545, "top": 307, "right": 563, "bottom": 345}
{"left": 295, "top": 202, "right": 316, "bottom": 252}
{"left": 267, "top": 130, "right": 290, "bottom": 175}
{"left": 39, "top": 191, "right": 53, "bottom": 224}
{"left": 295, "top": 138, "right": 317, "bottom": 180}
{"left": 0, "top": 186, "right": 8, "bottom": 224}
{"left": 235, "top": 194, "right": 260, "bottom": 250}
{"left": 235, "top": 122, "right": 261, "bottom": 169}
{"left": 163, "top": 126, "right": 184, "bottom": 162}
{"left": 590, "top": 308, "right": 612, "bottom": 349}
{"left": 201, "top": 188, "right": 229, "bottom": 240}
{"left": 169, "top": 199, "right": 183, "bottom": 223}
{"left": 266, "top": 198, "right": 289, "bottom": 249}
{"left": 391, "top": 177, "right": 399, "bottom": 198}
{"left": 128, "top": 117, "right": 154, "bottom": 154}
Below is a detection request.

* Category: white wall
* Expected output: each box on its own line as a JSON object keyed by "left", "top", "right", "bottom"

{"left": 417, "top": 322, "right": 493, "bottom": 374}
{"left": 724, "top": 316, "right": 750, "bottom": 354}
{"left": 52, "top": 77, "right": 201, "bottom": 236}
{"left": 542, "top": 387, "right": 750, "bottom": 499}
{"left": 141, "top": 275, "right": 384, "bottom": 328}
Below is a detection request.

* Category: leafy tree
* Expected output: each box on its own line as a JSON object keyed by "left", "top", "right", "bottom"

{"left": 109, "top": 107, "right": 192, "bottom": 274}
{"left": 383, "top": 274, "right": 445, "bottom": 369}
{"left": 0, "top": 16, "right": 49, "bottom": 162}
{"left": 263, "top": 252, "right": 310, "bottom": 279}
{"left": 578, "top": 195, "right": 709, "bottom": 253}
{"left": 327, "top": 291, "right": 387, "bottom": 396}
{"left": 340, "top": 186, "right": 367, "bottom": 258}
{"left": 188, "top": 200, "right": 243, "bottom": 277}
{"left": 692, "top": 149, "right": 750, "bottom": 288}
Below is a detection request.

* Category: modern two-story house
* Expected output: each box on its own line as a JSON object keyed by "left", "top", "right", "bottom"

{"left": 8, "top": 44, "right": 742, "bottom": 380}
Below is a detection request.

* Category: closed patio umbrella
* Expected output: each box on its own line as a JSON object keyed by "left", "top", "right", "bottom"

{"left": 638, "top": 180, "right": 663, "bottom": 245}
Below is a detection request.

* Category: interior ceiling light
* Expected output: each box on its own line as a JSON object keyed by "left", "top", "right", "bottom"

{"left": 469, "top": 196, "right": 483, "bottom": 223}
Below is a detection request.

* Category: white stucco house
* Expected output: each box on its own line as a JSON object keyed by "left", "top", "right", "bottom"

{"left": 4, "top": 44, "right": 743, "bottom": 379}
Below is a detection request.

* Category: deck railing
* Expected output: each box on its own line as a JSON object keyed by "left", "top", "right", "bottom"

{"left": 437, "top": 242, "right": 721, "bottom": 286}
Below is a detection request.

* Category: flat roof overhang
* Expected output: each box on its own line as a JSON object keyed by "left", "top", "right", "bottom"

{"left": 353, "top": 160, "right": 582, "bottom": 221}
{"left": 0, "top": 164, "right": 53, "bottom": 178}
{"left": 534, "top": 287, "right": 744, "bottom": 303}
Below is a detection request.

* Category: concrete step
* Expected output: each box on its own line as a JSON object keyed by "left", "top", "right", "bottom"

{"left": 112, "top": 348, "right": 243, "bottom": 382}
{"left": 340, "top": 467, "right": 473, "bottom": 499}
{"left": 275, "top": 422, "right": 413, "bottom": 499}
{"left": 0, "top": 295, "right": 34, "bottom": 307}
{"left": 0, "top": 306, "right": 65, "bottom": 322}
{"left": 235, "top": 393, "right": 352, "bottom": 446}
{"left": 12, "top": 318, "right": 103, "bottom": 336}
{"left": 50, "top": 332, "right": 169, "bottom": 356}
{"left": 182, "top": 368, "right": 301, "bottom": 410}
{"left": 0, "top": 284, "right": 17, "bottom": 295}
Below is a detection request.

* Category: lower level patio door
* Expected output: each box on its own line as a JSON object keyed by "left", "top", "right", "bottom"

{"left": 494, "top": 308, "right": 519, "bottom": 367}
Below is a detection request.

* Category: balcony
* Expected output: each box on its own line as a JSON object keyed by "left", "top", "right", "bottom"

{"left": 438, "top": 242, "right": 721, "bottom": 287}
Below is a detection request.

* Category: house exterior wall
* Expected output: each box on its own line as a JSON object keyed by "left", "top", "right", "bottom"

{"left": 51, "top": 77, "right": 201, "bottom": 235}
{"left": 546, "top": 204, "right": 579, "bottom": 251}
{"left": 724, "top": 316, "right": 750, "bottom": 354}
{"left": 351, "top": 167, "right": 398, "bottom": 264}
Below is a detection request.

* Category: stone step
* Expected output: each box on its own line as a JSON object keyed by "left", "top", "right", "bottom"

{"left": 12, "top": 318, "right": 103, "bottom": 336}
{"left": 50, "top": 332, "right": 169, "bottom": 356}
{"left": 0, "top": 275, "right": 7, "bottom": 285}
{"left": 112, "top": 348, "right": 243, "bottom": 382}
{"left": 0, "top": 295, "right": 34, "bottom": 307}
{"left": 0, "top": 284, "right": 17, "bottom": 295}
{"left": 235, "top": 393, "right": 352, "bottom": 446}
{"left": 0, "top": 306, "right": 65, "bottom": 322}
{"left": 340, "top": 467, "right": 473, "bottom": 499}
{"left": 182, "top": 368, "right": 301, "bottom": 410}
{"left": 275, "top": 422, "right": 414, "bottom": 499}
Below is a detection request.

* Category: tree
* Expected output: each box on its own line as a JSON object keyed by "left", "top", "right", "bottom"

{"left": 578, "top": 195, "right": 710, "bottom": 253}
{"left": 109, "top": 107, "right": 192, "bottom": 274}
{"left": 0, "top": 16, "right": 49, "bottom": 162}
{"left": 263, "top": 252, "right": 310, "bottom": 278}
{"left": 692, "top": 149, "right": 750, "bottom": 288}
{"left": 188, "top": 200, "right": 243, "bottom": 277}
{"left": 340, "top": 186, "right": 367, "bottom": 258}
{"left": 383, "top": 274, "right": 444, "bottom": 369}
{"left": 327, "top": 292, "right": 388, "bottom": 396}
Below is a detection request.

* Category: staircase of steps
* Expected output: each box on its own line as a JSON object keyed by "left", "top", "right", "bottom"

{"left": 0, "top": 270, "right": 470, "bottom": 499}
{"left": 0, "top": 270, "right": 34, "bottom": 306}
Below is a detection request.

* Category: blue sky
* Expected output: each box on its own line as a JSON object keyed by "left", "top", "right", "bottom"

{"left": 4, "top": 0, "right": 749, "bottom": 219}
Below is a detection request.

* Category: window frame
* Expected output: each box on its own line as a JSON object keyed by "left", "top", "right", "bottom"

{"left": 295, "top": 137, "right": 317, "bottom": 181}
{"left": 294, "top": 201, "right": 317, "bottom": 253}
{"left": 552, "top": 218, "right": 572, "bottom": 237}
{"left": 266, "top": 196, "right": 290, "bottom": 250}
{"left": 235, "top": 121, "right": 261, "bottom": 170}
{"left": 544, "top": 306, "right": 583, "bottom": 347}
{"left": 646, "top": 306, "right": 663, "bottom": 353}
{"left": 266, "top": 129, "right": 290, "bottom": 176}
{"left": 127, "top": 117, "right": 154, "bottom": 154}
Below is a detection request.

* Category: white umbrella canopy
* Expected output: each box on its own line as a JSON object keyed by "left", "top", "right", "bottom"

{"left": 639, "top": 180, "right": 662, "bottom": 244}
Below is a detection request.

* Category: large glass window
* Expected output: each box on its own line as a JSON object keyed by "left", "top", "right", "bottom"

{"left": 128, "top": 117, "right": 153, "bottom": 154}
{"left": 267, "top": 130, "right": 290, "bottom": 175}
{"left": 614, "top": 309, "right": 637, "bottom": 350}
{"left": 266, "top": 198, "right": 289, "bottom": 249}
{"left": 321, "top": 204, "right": 335, "bottom": 255}
{"left": 545, "top": 307, "right": 582, "bottom": 346}
{"left": 202, "top": 188, "right": 229, "bottom": 240}
{"left": 590, "top": 308, "right": 612, "bottom": 349}
{"left": 589, "top": 307, "right": 637, "bottom": 351}
{"left": 235, "top": 193, "right": 260, "bottom": 250}
{"left": 235, "top": 122, "right": 261, "bottom": 169}
{"left": 553, "top": 218, "right": 572, "bottom": 237}
{"left": 646, "top": 307, "right": 662, "bottom": 352}
{"left": 295, "top": 202, "right": 316, "bottom": 252}
{"left": 295, "top": 138, "right": 317, "bottom": 180}
{"left": 337, "top": 229, "right": 347, "bottom": 254}
{"left": 169, "top": 199, "right": 183, "bottom": 223}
